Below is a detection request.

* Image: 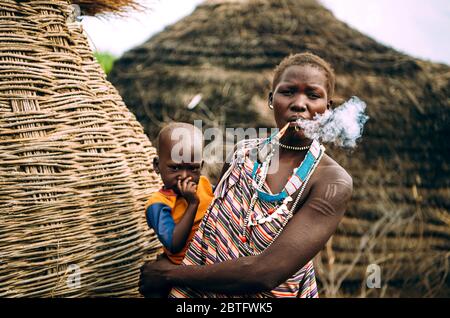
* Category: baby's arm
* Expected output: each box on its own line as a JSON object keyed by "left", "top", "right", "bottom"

{"left": 170, "top": 177, "right": 199, "bottom": 253}
{"left": 145, "top": 202, "right": 175, "bottom": 251}
{"left": 146, "top": 203, "right": 176, "bottom": 251}
{"left": 146, "top": 178, "right": 199, "bottom": 254}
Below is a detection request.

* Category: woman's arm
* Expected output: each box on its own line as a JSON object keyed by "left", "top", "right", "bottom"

{"left": 256, "top": 165, "right": 353, "bottom": 288}
{"left": 140, "top": 166, "right": 353, "bottom": 295}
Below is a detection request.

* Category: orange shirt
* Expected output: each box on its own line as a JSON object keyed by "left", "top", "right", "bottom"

{"left": 145, "top": 176, "right": 214, "bottom": 264}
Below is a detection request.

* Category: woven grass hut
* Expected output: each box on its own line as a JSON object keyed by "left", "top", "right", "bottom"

{"left": 0, "top": 0, "right": 162, "bottom": 297}
{"left": 109, "top": 0, "right": 450, "bottom": 297}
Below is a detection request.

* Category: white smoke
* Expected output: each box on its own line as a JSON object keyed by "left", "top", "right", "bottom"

{"left": 295, "top": 96, "right": 369, "bottom": 148}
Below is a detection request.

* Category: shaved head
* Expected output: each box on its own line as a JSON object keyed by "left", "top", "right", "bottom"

{"left": 154, "top": 122, "right": 204, "bottom": 191}
{"left": 157, "top": 122, "right": 204, "bottom": 163}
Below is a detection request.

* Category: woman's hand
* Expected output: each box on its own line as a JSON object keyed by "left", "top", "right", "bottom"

{"left": 139, "top": 256, "right": 176, "bottom": 298}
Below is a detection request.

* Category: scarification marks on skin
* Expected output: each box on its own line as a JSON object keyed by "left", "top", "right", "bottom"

{"left": 325, "top": 178, "right": 352, "bottom": 200}
{"left": 325, "top": 183, "right": 337, "bottom": 200}
{"left": 309, "top": 197, "right": 337, "bottom": 217}
{"left": 334, "top": 178, "right": 353, "bottom": 188}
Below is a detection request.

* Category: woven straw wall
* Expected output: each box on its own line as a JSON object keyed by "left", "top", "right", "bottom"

{"left": 0, "top": 0, "right": 162, "bottom": 297}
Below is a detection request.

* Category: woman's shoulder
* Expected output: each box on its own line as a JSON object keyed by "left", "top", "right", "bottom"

{"left": 314, "top": 154, "right": 353, "bottom": 189}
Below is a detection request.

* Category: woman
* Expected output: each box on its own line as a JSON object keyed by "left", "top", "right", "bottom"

{"left": 139, "top": 52, "right": 353, "bottom": 298}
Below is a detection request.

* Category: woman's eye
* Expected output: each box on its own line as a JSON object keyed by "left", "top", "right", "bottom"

{"left": 279, "top": 90, "right": 292, "bottom": 96}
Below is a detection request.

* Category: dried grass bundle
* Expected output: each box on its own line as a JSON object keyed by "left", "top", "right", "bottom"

{"left": 72, "top": 0, "right": 143, "bottom": 16}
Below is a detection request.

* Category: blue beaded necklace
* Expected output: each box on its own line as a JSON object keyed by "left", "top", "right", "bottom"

{"left": 251, "top": 139, "right": 323, "bottom": 203}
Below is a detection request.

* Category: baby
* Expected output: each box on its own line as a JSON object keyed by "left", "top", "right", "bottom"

{"left": 145, "top": 122, "right": 214, "bottom": 265}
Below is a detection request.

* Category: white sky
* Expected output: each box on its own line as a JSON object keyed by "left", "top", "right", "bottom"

{"left": 81, "top": 0, "right": 450, "bottom": 65}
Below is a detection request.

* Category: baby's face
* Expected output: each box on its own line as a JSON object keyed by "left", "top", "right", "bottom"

{"left": 157, "top": 157, "right": 203, "bottom": 193}
{"left": 156, "top": 134, "right": 203, "bottom": 193}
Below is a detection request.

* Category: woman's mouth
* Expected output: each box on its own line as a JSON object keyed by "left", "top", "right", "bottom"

{"left": 287, "top": 117, "right": 309, "bottom": 132}
{"left": 287, "top": 122, "right": 302, "bottom": 132}
{"left": 287, "top": 116, "right": 309, "bottom": 127}
{"left": 288, "top": 119, "right": 301, "bottom": 127}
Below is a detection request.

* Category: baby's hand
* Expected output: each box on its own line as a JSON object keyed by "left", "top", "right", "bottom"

{"left": 177, "top": 177, "right": 199, "bottom": 205}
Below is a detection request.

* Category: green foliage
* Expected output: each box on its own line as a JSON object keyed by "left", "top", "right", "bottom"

{"left": 94, "top": 51, "right": 117, "bottom": 74}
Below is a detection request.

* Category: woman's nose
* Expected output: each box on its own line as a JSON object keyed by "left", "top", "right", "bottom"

{"left": 290, "top": 102, "right": 307, "bottom": 113}
{"left": 290, "top": 104, "right": 307, "bottom": 112}
{"left": 290, "top": 95, "right": 308, "bottom": 112}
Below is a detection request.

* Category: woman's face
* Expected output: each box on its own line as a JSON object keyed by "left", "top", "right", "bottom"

{"left": 270, "top": 64, "right": 330, "bottom": 139}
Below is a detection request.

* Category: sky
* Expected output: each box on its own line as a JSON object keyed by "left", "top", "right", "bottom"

{"left": 81, "top": 0, "right": 450, "bottom": 65}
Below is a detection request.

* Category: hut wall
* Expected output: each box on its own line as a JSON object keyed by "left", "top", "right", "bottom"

{"left": 0, "top": 0, "right": 162, "bottom": 297}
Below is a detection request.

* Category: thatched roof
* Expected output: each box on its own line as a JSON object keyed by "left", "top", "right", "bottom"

{"left": 0, "top": 0, "right": 161, "bottom": 297}
{"left": 72, "top": 0, "right": 142, "bottom": 16}
{"left": 109, "top": 0, "right": 450, "bottom": 297}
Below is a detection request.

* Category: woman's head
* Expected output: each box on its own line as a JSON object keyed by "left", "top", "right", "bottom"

{"left": 269, "top": 53, "right": 335, "bottom": 141}
{"left": 272, "top": 52, "right": 335, "bottom": 98}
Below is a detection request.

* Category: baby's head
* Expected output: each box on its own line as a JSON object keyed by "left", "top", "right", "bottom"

{"left": 153, "top": 122, "right": 204, "bottom": 192}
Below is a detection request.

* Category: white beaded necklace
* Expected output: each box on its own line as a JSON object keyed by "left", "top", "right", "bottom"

{"left": 276, "top": 141, "right": 311, "bottom": 151}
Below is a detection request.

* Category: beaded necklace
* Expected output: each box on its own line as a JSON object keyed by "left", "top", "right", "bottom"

{"left": 240, "top": 137, "right": 325, "bottom": 255}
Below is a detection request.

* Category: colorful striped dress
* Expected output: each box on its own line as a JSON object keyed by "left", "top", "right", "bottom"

{"left": 169, "top": 146, "right": 319, "bottom": 298}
